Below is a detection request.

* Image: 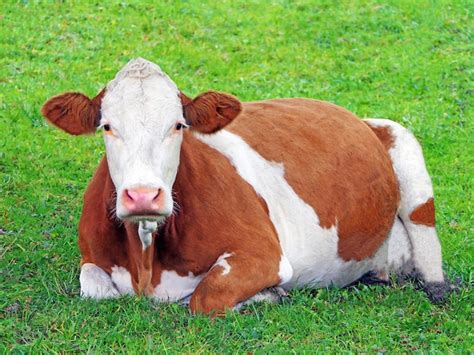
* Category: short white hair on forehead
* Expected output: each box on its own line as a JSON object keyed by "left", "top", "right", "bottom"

{"left": 106, "top": 57, "right": 178, "bottom": 94}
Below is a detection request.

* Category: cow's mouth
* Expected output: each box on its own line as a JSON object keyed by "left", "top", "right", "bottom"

{"left": 122, "top": 212, "right": 170, "bottom": 223}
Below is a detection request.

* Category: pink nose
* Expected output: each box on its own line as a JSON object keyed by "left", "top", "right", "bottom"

{"left": 122, "top": 188, "right": 162, "bottom": 215}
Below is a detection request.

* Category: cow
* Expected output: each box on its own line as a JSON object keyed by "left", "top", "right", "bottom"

{"left": 41, "top": 58, "right": 448, "bottom": 315}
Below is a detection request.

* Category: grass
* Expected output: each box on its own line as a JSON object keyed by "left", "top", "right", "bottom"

{"left": 0, "top": 0, "right": 473, "bottom": 352}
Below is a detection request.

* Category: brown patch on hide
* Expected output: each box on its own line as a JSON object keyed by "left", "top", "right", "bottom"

{"left": 365, "top": 123, "right": 395, "bottom": 150}
{"left": 41, "top": 89, "right": 105, "bottom": 135}
{"left": 409, "top": 198, "right": 436, "bottom": 227}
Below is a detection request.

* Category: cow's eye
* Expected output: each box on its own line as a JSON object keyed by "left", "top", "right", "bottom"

{"left": 175, "top": 123, "right": 185, "bottom": 131}
{"left": 102, "top": 124, "right": 114, "bottom": 136}
{"left": 101, "top": 123, "right": 114, "bottom": 136}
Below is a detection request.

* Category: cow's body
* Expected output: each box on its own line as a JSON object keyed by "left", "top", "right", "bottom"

{"left": 42, "top": 58, "right": 447, "bottom": 314}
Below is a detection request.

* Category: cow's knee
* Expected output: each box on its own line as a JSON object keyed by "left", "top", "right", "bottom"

{"left": 80, "top": 263, "right": 120, "bottom": 299}
{"left": 189, "top": 254, "right": 281, "bottom": 316}
{"left": 189, "top": 288, "right": 236, "bottom": 316}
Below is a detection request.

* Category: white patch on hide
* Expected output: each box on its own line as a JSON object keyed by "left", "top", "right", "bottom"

{"left": 404, "top": 224, "right": 443, "bottom": 282}
{"left": 111, "top": 265, "right": 135, "bottom": 295}
{"left": 154, "top": 270, "right": 204, "bottom": 302}
{"left": 211, "top": 252, "right": 234, "bottom": 276}
{"left": 80, "top": 263, "right": 119, "bottom": 299}
{"left": 386, "top": 218, "right": 412, "bottom": 273}
{"left": 138, "top": 220, "right": 157, "bottom": 250}
{"left": 278, "top": 254, "right": 293, "bottom": 285}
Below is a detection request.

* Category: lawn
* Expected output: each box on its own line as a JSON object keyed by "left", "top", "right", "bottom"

{"left": 1, "top": 0, "right": 473, "bottom": 352}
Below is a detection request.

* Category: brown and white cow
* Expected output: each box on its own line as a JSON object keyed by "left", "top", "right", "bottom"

{"left": 41, "top": 58, "right": 447, "bottom": 315}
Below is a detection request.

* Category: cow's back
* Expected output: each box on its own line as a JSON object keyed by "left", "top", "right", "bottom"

{"left": 227, "top": 98, "right": 400, "bottom": 262}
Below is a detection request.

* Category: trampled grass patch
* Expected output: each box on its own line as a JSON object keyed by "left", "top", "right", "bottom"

{"left": 1, "top": 0, "right": 472, "bottom": 352}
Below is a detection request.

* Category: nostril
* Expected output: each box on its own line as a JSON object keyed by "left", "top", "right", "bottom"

{"left": 152, "top": 189, "right": 162, "bottom": 202}
{"left": 124, "top": 189, "right": 135, "bottom": 202}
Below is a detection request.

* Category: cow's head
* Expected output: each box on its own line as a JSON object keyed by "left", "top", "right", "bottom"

{"left": 41, "top": 58, "right": 241, "bottom": 223}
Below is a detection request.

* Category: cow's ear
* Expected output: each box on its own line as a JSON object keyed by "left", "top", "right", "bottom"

{"left": 180, "top": 91, "right": 242, "bottom": 134}
{"left": 41, "top": 89, "right": 105, "bottom": 135}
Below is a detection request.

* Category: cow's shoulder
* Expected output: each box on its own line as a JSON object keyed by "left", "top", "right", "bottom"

{"left": 159, "top": 133, "right": 283, "bottom": 271}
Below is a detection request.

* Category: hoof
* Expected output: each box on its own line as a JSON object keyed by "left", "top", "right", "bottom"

{"left": 424, "top": 275, "right": 462, "bottom": 304}
{"left": 348, "top": 271, "right": 391, "bottom": 287}
{"left": 234, "top": 287, "right": 288, "bottom": 311}
{"left": 245, "top": 286, "right": 288, "bottom": 304}
{"left": 423, "top": 282, "right": 449, "bottom": 304}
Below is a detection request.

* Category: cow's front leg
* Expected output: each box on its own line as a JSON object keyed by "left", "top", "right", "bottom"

{"left": 189, "top": 253, "right": 282, "bottom": 315}
{"left": 79, "top": 263, "right": 120, "bottom": 299}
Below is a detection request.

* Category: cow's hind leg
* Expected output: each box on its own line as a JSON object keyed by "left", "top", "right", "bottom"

{"left": 79, "top": 263, "right": 120, "bottom": 299}
{"left": 351, "top": 217, "right": 410, "bottom": 287}
{"left": 365, "top": 119, "right": 447, "bottom": 302}
{"left": 386, "top": 217, "right": 414, "bottom": 276}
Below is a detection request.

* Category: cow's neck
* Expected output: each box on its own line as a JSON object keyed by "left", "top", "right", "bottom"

{"left": 153, "top": 131, "right": 220, "bottom": 273}
{"left": 115, "top": 131, "right": 227, "bottom": 288}
{"left": 101, "top": 165, "right": 158, "bottom": 295}
{"left": 121, "top": 221, "right": 156, "bottom": 296}
{"left": 154, "top": 132, "right": 203, "bottom": 262}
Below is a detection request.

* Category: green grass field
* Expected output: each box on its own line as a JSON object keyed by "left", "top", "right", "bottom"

{"left": 1, "top": 0, "right": 473, "bottom": 352}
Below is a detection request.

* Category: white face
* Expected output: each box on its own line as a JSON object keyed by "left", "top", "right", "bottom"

{"left": 100, "top": 58, "right": 186, "bottom": 223}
